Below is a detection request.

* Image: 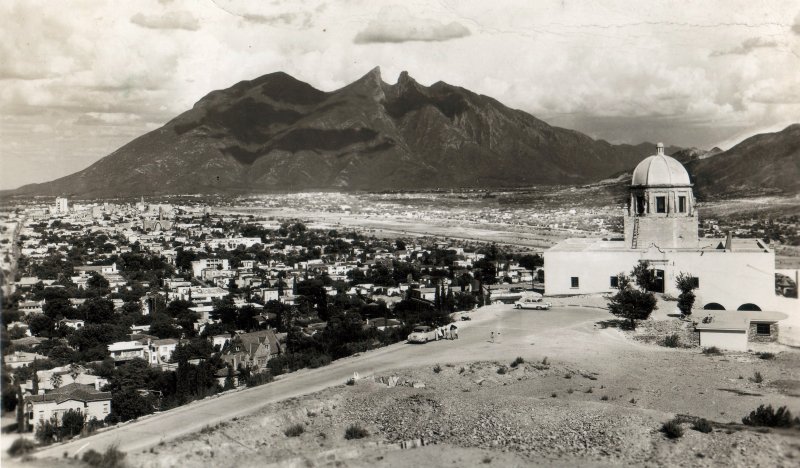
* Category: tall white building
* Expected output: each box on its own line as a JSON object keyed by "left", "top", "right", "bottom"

{"left": 545, "top": 144, "right": 783, "bottom": 314}
{"left": 54, "top": 197, "right": 68, "bottom": 214}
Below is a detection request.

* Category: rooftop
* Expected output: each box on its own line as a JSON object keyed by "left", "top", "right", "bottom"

{"left": 547, "top": 237, "right": 771, "bottom": 254}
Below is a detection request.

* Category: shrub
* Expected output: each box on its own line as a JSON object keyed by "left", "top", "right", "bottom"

{"left": 567, "top": 388, "right": 574, "bottom": 394}
{"left": 541, "top": 357, "right": 549, "bottom": 366}
{"left": 510, "top": 357, "right": 524, "bottom": 368}
{"left": 585, "top": 388, "right": 593, "bottom": 393}
{"left": 564, "top": 373, "right": 572, "bottom": 379}
{"left": 7, "top": 438, "right": 35, "bottom": 457}
{"left": 433, "top": 364, "right": 442, "bottom": 373}
{"left": 742, "top": 405, "right": 795, "bottom": 428}
{"left": 550, "top": 393, "right": 557, "bottom": 398}
{"left": 692, "top": 418, "right": 713, "bottom": 433}
{"left": 246, "top": 371, "right": 274, "bottom": 388}
{"left": 82, "top": 445, "right": 126, "bottom": 468}
{"left": 661, "top": 419, "right": 684, "bottom": 439}
{"left": 663, "top": 334, "right": 681, "bottom": 348}
{"left": 751, "top": 371, "right": 764, "bottom": 384}
{"left": 702, "top": 347, "right": 722, "bottom": 355}
{"left": 496, "top": 366, "right": 507, "bottom": 375}
{"left": 344, "top": 424, "right": 369, "bottom": 440}
{"left": 284, "top": 424, "right": 305, "bottom": 437}
{"left": 600, "top": 395, "right": 609, "bottom": 401}
{"left": 629, "top": 398, "right": 636, "bottom": 404}
{"left": 757, "top": 352, "right": 775, "bottom": 360}
{"left": 345, "top": 378, "right": 355, "bottom": 386}
{"left": 459, "top": 367, "right": 465, "bottom": 374}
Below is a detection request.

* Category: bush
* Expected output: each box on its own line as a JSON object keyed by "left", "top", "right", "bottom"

{"left": 702, "top": 346, "right": 722, "bottom": 355}
{"left": 541, "top": 357, "right": 549, "bottom": 366}
{"left": 510, "top": 357, "right": 524, "bottom": 368}
{"left": 433, "top": 364, "right": 442, "bottom": 373}
{"left": 246, "top": 371, "right": 274, "bottom": 388}
{"left": 345, "top": 378, "right": 355, "bottom": 386}
{"left": 344, "top": 424, "right": 369, "bottom": 440}
{"left": 663, "top": 334, "right": 681, "bottom": 348}
{"left": 284, "top": 424, "right": 305, "bottom": 437}
{"left": 82, "top": 445, "right": 126, "bottom": 468}
{"left": 692, "top": 418, "right": 713, "bottom": 433}
{"left": 751, "top": 371, "right": 764, "bottom": 384}
{"left": 496, "top": 366, "right": 507, "bottom": 375}
{"left": 7, "top": 438, "right": 36, "bottom": 457}
{"left": 742, "top": 405, "right": 795, "bottom": 428}
{"left": 661, "top": 418, "right": 684, "bottom": 439}
{"left": 757, "top": 352, "right": 775, "bottom": 360}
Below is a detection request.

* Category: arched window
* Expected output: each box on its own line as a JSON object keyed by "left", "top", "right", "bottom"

{"left": 737, "top": 303, "right": 761, "bottom": 311}
{"left": 703, "top": 302, "right": 725, "bottom": 310}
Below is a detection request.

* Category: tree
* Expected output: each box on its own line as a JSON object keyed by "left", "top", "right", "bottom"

{"left": 631, "top": 261, "right": 657, "bottom": 292}
{"left": 80, "top": 297, "right": 115, "bottom": 324}
{"left": 60, "top": 409, "right": 84, "bottom": 438}
{"left": 223, "top": 366, "right": 235, "bottom": 390}
{"left": 28, "top": 314, "right": 55, "bottom": 337}
{"left": 108, "top": 388, "right": 153, "bottom": 423}
{"left": 50, "top": 373, "right": 62, "bottom": 389}
{"left": 607, "top": 273, "right": 657, "bottom": 330}
{"left": 675, "top": 272, "right": 698, "bottom": 317}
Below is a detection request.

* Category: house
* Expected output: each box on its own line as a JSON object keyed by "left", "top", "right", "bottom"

{"left": 107, "top": 340, "right": 148, "bottom": 363}
{"left": 23, "top": 365, "right": 109, "bottom": 394}
{"left": 215, "top": 367, "right": 240, "bottom": 388}
{"left": 18, "top": 300, "right": 45, "bottom": 315}
{"left": 694, "top": 310, "right": 788, "bottom": 351}
{"left": 222, "top": 330, "right": 282, "bottom": 372}
{"left": 59, "top": 318, "right": 85, "bottom": 330}
{"left": 147, "top": 338, "right": 179, "bottom": 366}
{"left": 6, "top": 351, "right": 47, "bottom": 369}
{"left": 24, "top": 383, "right": 111, "bottom": 432}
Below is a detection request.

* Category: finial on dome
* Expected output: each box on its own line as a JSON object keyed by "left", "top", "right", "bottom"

{"left": 657, "top": 142, "right": 664, "bottom": 155}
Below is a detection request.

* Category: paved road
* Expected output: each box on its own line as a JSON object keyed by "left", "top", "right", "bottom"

{"left": 33, "top": 304, "right": 623, "bottom": 459}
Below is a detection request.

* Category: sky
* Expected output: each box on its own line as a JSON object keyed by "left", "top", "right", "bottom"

{"left": 1, "top": 0, "right": 799, "bottom": 190}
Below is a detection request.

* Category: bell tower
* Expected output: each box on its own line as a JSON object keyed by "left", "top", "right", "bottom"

{"left": 624, "top": 143, "right": 698, "bottom": 249}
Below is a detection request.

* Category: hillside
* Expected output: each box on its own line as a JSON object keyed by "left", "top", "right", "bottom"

{"left": 10, "top": 68, "right": 679, "bottom": 197}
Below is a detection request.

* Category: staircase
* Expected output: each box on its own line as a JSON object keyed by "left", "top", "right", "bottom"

{"left": 632, "top": 217, "right": 640, "bottom": 249}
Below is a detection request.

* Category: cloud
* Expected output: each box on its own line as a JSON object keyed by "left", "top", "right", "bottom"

{"left": 710, "top": 36, "right": 778, "bottom": 56}
{"left": 242, "top": 12, "right": 312, "bottom": 28}
{"left": 354, "top": 7, "right": 470, "bottom": 44}
{"left": 793, "top": 12, "right": 800, "bottom": 35}
{"left": 130, "top": 11, "right": 200, "bottom": 31}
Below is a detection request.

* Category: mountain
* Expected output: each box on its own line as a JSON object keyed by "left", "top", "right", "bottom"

{"left": 687, "top": 124, "right": 800, "bottom": 198}
{"left": 9, "top": 68, "right": 687, "bottom": 198}
{"left": 670, "top": 146, "right": 722, "bottom": 164}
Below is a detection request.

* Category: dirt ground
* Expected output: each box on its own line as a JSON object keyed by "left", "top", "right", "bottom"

{"left": 121, "top": 323, "right": 800, "bottom": 467}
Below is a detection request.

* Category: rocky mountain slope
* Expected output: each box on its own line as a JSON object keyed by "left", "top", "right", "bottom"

{"left": 10, "top": 68, "right": 681, "bottom": 197}
{"left": 687, "top": 124, "right": 800, "bottom": 198}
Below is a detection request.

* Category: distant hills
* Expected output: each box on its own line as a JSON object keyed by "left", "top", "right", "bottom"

{"left": 7, "top": 68, "right": 798, "bottom": 198}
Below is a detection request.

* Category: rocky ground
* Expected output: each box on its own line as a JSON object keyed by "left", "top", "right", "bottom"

{"left": 124, "top": 352, "right": 800, "bottom": 468}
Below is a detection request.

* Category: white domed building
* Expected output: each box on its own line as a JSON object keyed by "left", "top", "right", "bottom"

{"left": 544, "top": 144, "right": 788, "bottom": 350}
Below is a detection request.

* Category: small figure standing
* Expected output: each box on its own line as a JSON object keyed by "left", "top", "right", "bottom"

{"left": 450, "top": 324, "right": 458, "bottom": 340}
{"left": 490, "top": 331, "right": 494, "bottom": 343}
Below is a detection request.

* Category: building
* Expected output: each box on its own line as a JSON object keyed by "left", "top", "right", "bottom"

{"left": 54, "top": 197, "right": 69, "bottom": 214}
{"left": 191, "top": 258, "right": 230, "bottom": 278}
{"left": 107, "top": 341, "right": 148, "bottom": 363}
{"left": 24, "top": 383, "right": 111, "bottom": 432}
{"left": 544, "top": 144, "right": 789, "bottom": 345}
{"left": 221, "top": 330, "right": 282, "bottom": 372}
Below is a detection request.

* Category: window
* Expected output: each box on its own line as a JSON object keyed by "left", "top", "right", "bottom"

{"left": 656, "top": 196, "right": 666, "bottom": 213}
{"left": 636, "top": 196, "right": 646, "bottom": 214}
{"left": 756, "top": 323, "right": 771, "bottom": 336}
{"left": 570, "top": 277, "right": 579, "bottom": 288}
{"left": 610, "top": 276, "right": 619, "bottom": 288}
{"left": 678, "top": 196, "right": 686, "bottom": 213}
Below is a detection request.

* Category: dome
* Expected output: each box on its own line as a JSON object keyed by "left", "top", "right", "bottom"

{"left": 631, "top": 143, "right": 691, "bottom": 187}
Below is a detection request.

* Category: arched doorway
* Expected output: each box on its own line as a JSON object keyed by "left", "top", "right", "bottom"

{"left": 737, "top": 303, "right": 761, "bottom": 311}
{"left": 703, "top": 302, "right": 726, "bottom": 310}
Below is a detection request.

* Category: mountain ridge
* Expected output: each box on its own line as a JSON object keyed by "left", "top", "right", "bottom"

{"left": 6, "top": 68, "right": 797, "bottom": 198}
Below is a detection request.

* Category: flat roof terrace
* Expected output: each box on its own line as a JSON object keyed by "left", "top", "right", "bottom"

{"left": 547, "top": 237, "right": 771, "bottom": 254}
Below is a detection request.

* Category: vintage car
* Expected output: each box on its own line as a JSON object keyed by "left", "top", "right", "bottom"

{"left": 407, "top": 325, "right": 438, "bottom": 343}
{"left": 513, "top": 298, "right": 552, "bottom": 310}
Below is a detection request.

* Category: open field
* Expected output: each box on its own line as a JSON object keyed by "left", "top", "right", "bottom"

{"left": 12, "top": 301, "right": 800, "bottom": 467}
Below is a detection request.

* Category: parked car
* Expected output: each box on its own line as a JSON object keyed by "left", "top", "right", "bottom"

{"left": 514, "top": 298, "right": 552, "bottom": 310}
{"left": 461, "top": 315, "right": 472, "bottom": 321}
{"left": 407, "top": 325, "right": 438, "bottom": 343}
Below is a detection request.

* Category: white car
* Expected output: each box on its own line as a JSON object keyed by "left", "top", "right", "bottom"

{"left": 407, "top": 325, "right": 438, "bottom": 343}
{"left": 514, "top": 298, "right": 552, "bottom": 310}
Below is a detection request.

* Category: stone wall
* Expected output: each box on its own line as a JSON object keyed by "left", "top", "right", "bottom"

{"left": 748, "top": 322, "right": 778, "bottom": 343}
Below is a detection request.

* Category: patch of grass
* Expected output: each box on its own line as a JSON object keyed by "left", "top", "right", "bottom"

{"left": 433, "top": 364, "right": 442, "bottom": 373}
{"left": 757, "top": 352, "right": 775, "bottom": 360}
{"left": 692, "top": 418, "right": 713, "bottom": 433}
{"left": 702, "top": 346, "right": 722, "bottom": 355}
{"left": 742, "top": 404, "right": 796, "bottom": 428}
{"left": 751, "top": 371, "right": 764, "bottom": 384}
{"left": 663, "top": 334, "right": 681, "bottom": 348}
{"left": 661, "top": 419, "right": 684, "bottom": 439}
{"left": 284, "top": 424, "right": 305, "bottom": 437}
{"left": 510, "top": 357, "right": 524, "bottom": 368}
{"left": 344, "top": 424, "right": 369, "bottom": 440}
{"left": 7, "top": 438, "right": 35, "bottom": 457}
{"left": 82, "top": 445, "right": 126, "bottom": 468}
